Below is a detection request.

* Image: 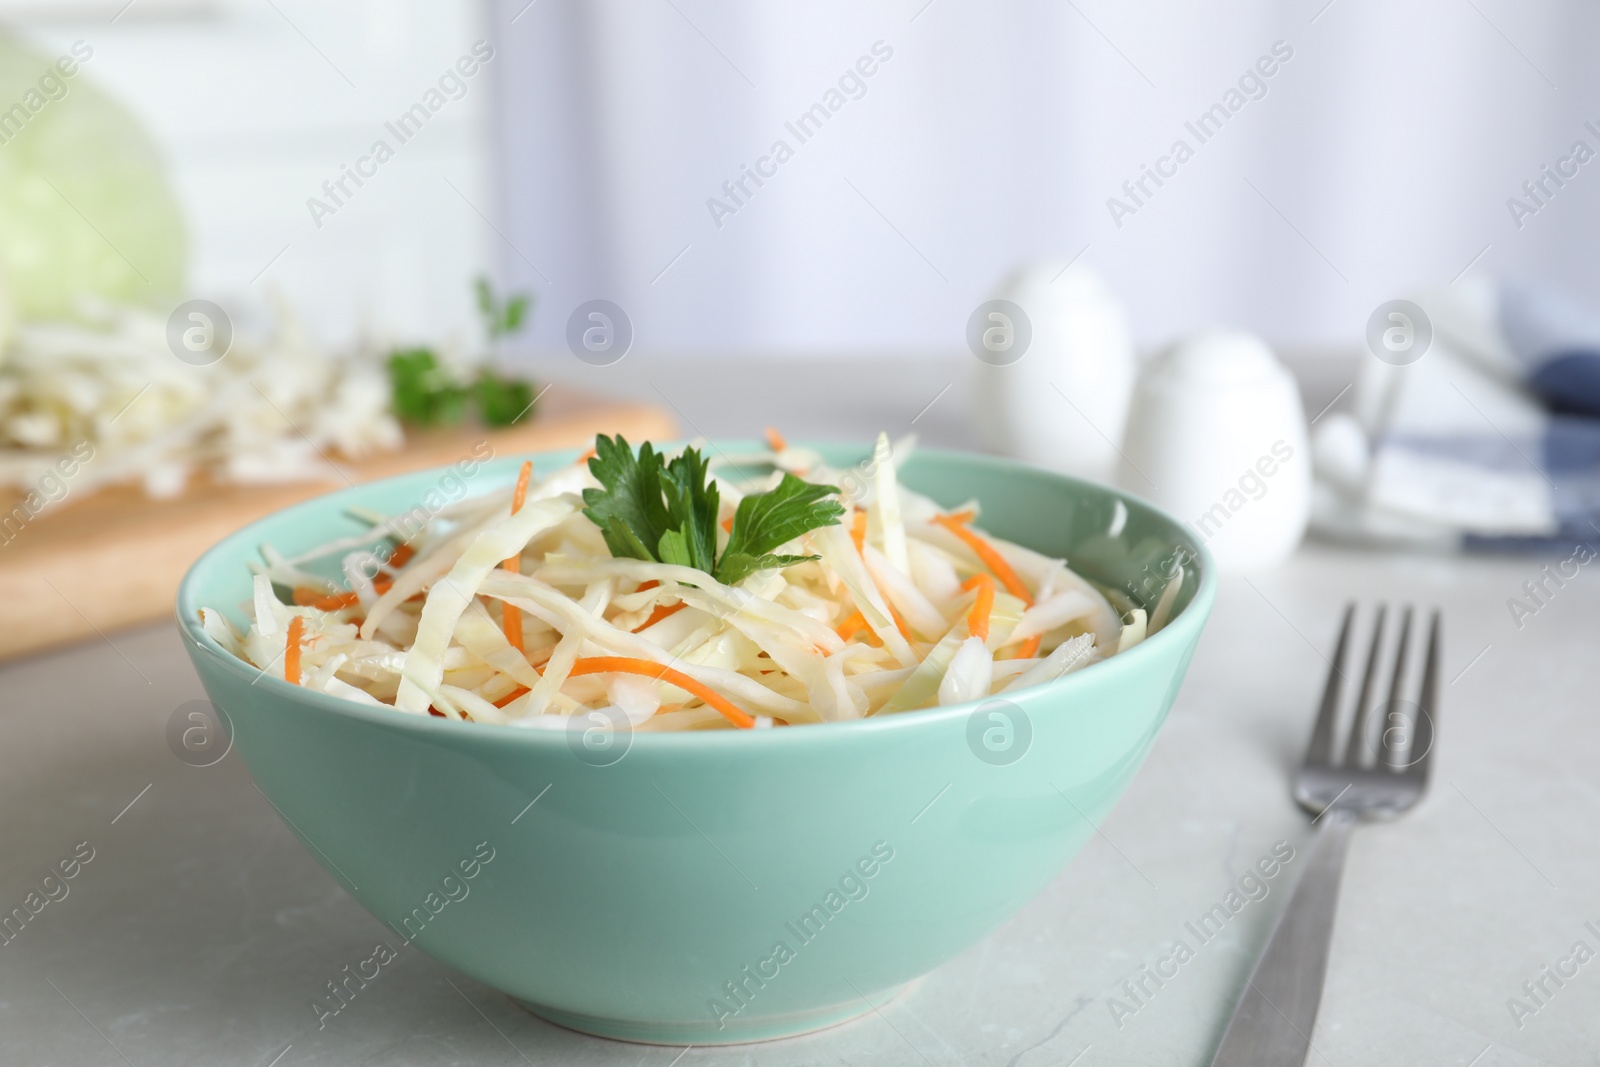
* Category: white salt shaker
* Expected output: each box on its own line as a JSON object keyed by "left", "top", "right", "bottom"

{"left": 973, "top": 262, "right": 1136, "bottom": 483}
{"left": 1118, "top": 331, "right": 1311, "bottom": 569}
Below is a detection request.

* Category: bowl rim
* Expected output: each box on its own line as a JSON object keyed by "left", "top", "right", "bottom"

{"left": 176, "top": 441, "right": 1217, "bottom": 748}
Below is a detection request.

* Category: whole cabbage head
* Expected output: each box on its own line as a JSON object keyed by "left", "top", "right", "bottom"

{"left": 0, "top": 32, "right": 186, "bottom": 337}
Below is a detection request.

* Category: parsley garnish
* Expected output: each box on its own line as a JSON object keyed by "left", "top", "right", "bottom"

{"left": 386, "top": 278, "right": 540, "bottom": 429}
{"left": 388, "top": 347, "right": 469, "bottom": 426}
{"left": 475, "top": 277, "right": 531, "bottom": 340}
{"left": 473, "top": 371, "right": 535, "bottom": 428}
{"left": 582, "top": 434, "right": 845, "bottom": 586}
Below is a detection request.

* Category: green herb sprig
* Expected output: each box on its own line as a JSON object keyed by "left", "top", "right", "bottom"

{"left": 582, "top": 434, "right": 845, "bottom": 586}
{"left": 475, "top": 277, "right": 530, "bottom": 340}
{"left": 387, "top": 277, "right": 538, "bottom": 429}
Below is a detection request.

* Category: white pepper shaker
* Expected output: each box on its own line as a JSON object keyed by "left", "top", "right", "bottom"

{"left": 973, "top": 262, "right": 1136, "bottom": 483}
{"left": 1118, "top": 331, "right": 1311, "bottom": 569}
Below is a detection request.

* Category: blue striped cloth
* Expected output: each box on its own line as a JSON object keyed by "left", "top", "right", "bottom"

{"left": 1312, "top": 280, "right": 1600, "bottom": 550}
{"left": 1507, "top": 283, "right": 1600, "bottom": 419}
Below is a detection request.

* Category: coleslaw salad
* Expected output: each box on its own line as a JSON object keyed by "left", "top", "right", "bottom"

{"left": 195, "top": 433, "right": 1187, "bottom": 733}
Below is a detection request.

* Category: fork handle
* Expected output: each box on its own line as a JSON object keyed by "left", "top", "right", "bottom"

{"left": 1208, "top": 811, "right": 1356, "bottom": 1067}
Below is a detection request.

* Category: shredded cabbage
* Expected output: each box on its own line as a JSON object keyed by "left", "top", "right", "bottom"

{"left": 203, "top": 436, "right": 1166, "bottom": 730}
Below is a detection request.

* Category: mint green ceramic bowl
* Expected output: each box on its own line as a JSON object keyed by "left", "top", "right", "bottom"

{"left": 177, "top": 443, "right": 1214, "bottom": 1045}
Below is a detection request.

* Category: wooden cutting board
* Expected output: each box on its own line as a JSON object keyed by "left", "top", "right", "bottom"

{"left": 0, "top": 386, "right": 675, "bottom": 662}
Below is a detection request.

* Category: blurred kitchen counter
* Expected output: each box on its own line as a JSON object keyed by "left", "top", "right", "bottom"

{"left": 0, "top": 385, "right": 676, "bottom": 664}
{"left": 520, "top": 351, "right": 989, "bottom": 449}
{"left": 517, "top": 347, "right": 1360, "bottom": 450}
{"left": 1, "top": 351, "right": 1592, "bottom": 1067}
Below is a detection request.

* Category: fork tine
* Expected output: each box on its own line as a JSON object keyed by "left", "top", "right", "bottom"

{"left": 1304, "top": 603, "right": 1354, "bottom": 767}
{"left": 1406, "top": 610, "right": 1441, "bottom": 780}
{"left": 1344, "top": 604, "right": 1387, "bottom": 766}
{"left": 1379, "top": 606, "right": 1414, "bottom": 769}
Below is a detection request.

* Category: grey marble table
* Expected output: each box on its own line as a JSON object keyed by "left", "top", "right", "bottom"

{"left": 2, "top": 355, "right": 1596, "bottom": 1066}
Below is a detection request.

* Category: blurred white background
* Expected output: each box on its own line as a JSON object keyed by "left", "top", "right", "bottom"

{"left": 7, "top": 0, "right": 1600, "bottom": 356}
{"left": 489, "top": 0, "right": 1600, "bottom": 356}
{"left": 4, "top": 0, "right": 493, "bottom": 346}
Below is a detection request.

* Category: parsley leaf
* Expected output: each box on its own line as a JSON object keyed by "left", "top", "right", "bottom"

{"left": 474, "top": 371, "right": 536, "bottom": 427}
{"left": 581, "top": 435, "right": 843, "bottom": 585}
{"left": 657, "top": 446, "right": 720, "bottom": 573}
{"left": 582, "top": 435, "right": 673, "bottom": 562}
{"left": 388, "top": 347, "right": 469, "bottom": 426}
{"left": 386, "top": 280, "right": 541, "bottom": 429}
{"left": 717, "top": 473, "right": 846, "bottom": 586}
{"left": 475, "top": 276, "right": 532, "bottom": 340}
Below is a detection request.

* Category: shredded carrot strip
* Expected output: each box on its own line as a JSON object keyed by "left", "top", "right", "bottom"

{"left": 962, "top": 573, "right": 995, "bottom": 641}
{"left": 578, "top": 447, "right": 597, "bottom": 463}
{"left": 494, "top": 685, "right": 530, "bottom": 709}
{"left": 850, "top": 509, "right": 868, "bottom": 554}
{"left": 501, "top": 460, "right": 534, "bottom": 652}
{"left": 501, "top": 606, "right": 525, "bottom": 653}
{"left": 632, "top": 601, "right": 687, "bottom": 632}
{"left": 387, "top": 544, "right": 415, "bottom": 568}
{"left": 835, "top": 611, "right": 881, "bottom": 647}
{"left": 932, "top": 513, "right": 1033, "bottom": 606}
{"left": 1015, "top": 635, "right": 1042, "bottom": 659}
{"left": 835, "top": 610, "right": 868, "bottom": 640}
{"left": 285, "top": 616, "right": 304, "bottom": 685}
{"left": 509, "top": 460, "right": 532, "bottom": 513}
{"left": 888, "top": 604, "right": 912, "bottom": 642}
{"left": 568, "top": 657, "right": 755, "bottom": 728}
{"left": 720, "top": 515, "right": 734, "bottom": 533}
{"left": 636, "top": 580, "right": 659, "bottom": 592}
{"left": 370, "top": 577, "right": 407, "bottom": 598}
{"left": 295, "top": 587, "right": 361, "bottom": 611}
{"left": 765, "top": 426, "right": 788, "bottom": 452}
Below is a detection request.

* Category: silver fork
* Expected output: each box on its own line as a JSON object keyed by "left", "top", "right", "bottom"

{"left": 1208, "top": 604, "right": 1441, "bottom": 1066}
